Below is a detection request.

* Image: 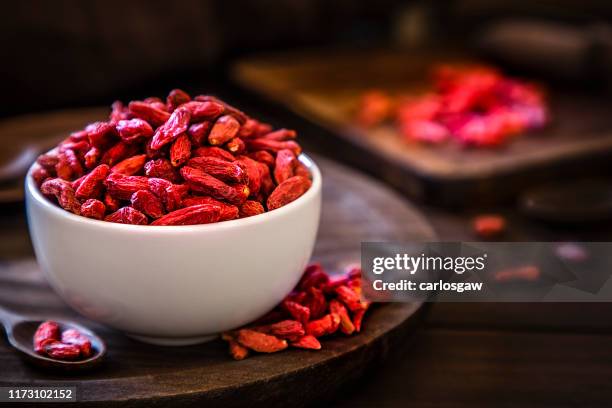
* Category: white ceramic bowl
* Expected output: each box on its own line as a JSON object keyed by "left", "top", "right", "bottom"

{"left": 25, "top": 154, "right": 321, "bottom": 345}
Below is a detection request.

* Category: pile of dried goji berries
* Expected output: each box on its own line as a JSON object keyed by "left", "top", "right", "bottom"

{"left": 34, "top": 321, "right": 93, "bottom": 360}
{"left": 357, "top": 64, "right": 549, "bottom": 147}
{"left": 33, "top": 90, "right": 311, "bottom": 225}
{"left": 222, "top": 263, "right": 370, "bottom": 360}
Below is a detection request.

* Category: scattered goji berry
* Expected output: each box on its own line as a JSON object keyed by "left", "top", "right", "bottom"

{"left": 473, "top": 214, "right": 506, "bottom": 239}
{"left": 61, "top": 328, "right": 93, "bottom": 357}
{"left": 236, "top": 329, "right": 288, "bottom": 353}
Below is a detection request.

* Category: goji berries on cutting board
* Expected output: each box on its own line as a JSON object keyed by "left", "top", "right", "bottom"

{"left": 357, "top": 64, "right": 549, "bottom": 147}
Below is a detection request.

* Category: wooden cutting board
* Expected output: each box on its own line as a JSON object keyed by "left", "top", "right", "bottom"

{"left": 0, "top": 110, "right": 436, "bottom": 408}
{"left": 232, "top": 49, "right": 612, "bottom": 206}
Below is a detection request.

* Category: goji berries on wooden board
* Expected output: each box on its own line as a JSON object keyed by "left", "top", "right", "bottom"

{"left": 33, "top": 321, "right": 93, "bottom": 360}
{"left": 222, "top": 263, "right": 371, "bottom": 360}
{"left": 33, "top": 90, "right": 311, "bottom": 225}
{"left": 356, "top": 64, "right": 549, "bottom": 147}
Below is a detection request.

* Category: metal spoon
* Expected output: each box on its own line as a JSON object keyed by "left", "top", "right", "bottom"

{"left": 0, "top": 306, "right": 106, "bottom": 371}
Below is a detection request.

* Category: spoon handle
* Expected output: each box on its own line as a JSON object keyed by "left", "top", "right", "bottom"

{"left": 0, "top": 306, "right": 23, "bottom": 328}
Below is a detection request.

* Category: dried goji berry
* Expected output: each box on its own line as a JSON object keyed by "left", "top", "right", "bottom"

{"left": 226, "top": 137, "right": 246, "bottom": 155}
{"left": 193, "top": 146, "right": 235, "bottom": 162}
{"left": 335, "top": 285, "right": 363, "bottom": 313}
{"left": 104, "top": 173, "right": 149, "bottom": 200}
{"left": 282, "top": 300, "right": 310, "bottom": 325}
{"left": 32, "top": 167, "right": 51, "bottom": 186}
{"left": 75, "top": 164, "right": 109, "bottom": 200}
{"left": 109, "top": 100, "right": 129, "bottom": 123}
{"left": 208, "top": 115, "right": 240, "bottom": 146}
{"left": 151, "top": 204, "right": 221, "bottom": 226}
{"left": 329, "top": 299, "right": 355, "bottom": 335}
{"left": 256, "top": 320, "right": 305, "bottom": 341}
{"left": 166, "top": 88, "right": 191, "bottom": 111}
{"left": 80, "top": 199, "right": 106, "bottom": 220}
{"left": 239, "top": 200, "right": 264, "bottom": 218}
{"left": 181, "top": 100, "right": 225, "bottom": 121}
{"left": 235, "top": 156, "right": 261, "bottom": 196}
{"left": 187, "top": 121, "right": 212, "bottom": 145}
{"left": 33, "top": 321, "right": 60, "bottom": 354}
{"left": 44, "top": 342, "right": 81, "bottom": 360}
{"left": 41, "top": 178, "right": 81, "bottom": 214}
{"left": 187, "top": 156, "right": 246, "bottom": 183}
{"left": 267, "top": 176, "right": 311, "bottom": 210}
{"left": 84, "top": 147, "right": 100, "bottom": 169}
{"left": 246, "top": 139, "right": 301, "bottom": 156}
{"left": 291, "top": 335, "right": 321, "bottom": 350}
{"left": 131, "top": 190, "right": 165, "bottom": 219}
{"left": 181, "top": 166, "right": 249, "bottom": 205}
{"left": 61, "top": 328, "right": 93, "bottom": 357}
{"left": 150, "top": 107, "right": 191, "bottom": 150}
{"left": 104, "top": 192, "right": 120, "bottom": 213}
{"left": 236, "top": 329, "right": 288, "bottom": 353}
{"left": 128, "top": 101, "right": 171, "bottom": 126}
{"left": 306, "top": 313, "right": 340, "bottom": 337}
{"left": 169, "top": 133, "right": 192, "bottom": 167}
{"left": 101, "top": 141, "right": 138, "bottom": 167}
{"left": 86, "top": 121, "right": 118, "bottom": 149}
{"left": 473, "top": 214, "right": 506, "bottom": 239}
{"left": 274, "top": 149, "right": 297, "bottom": 184}
{"left": 181, "top": 196, "right": 238, "bottom": 221}
{"left": 305, "top": 287, "right": 327, "bottom": 320}
{"left": 111, "top": 154, "right": 147, "bottom": 176}
{"left": 228, "top": 339, "right": 249, "bottom": 360}
{"left": 105, "top": 207, "right": 148, "bottom": 225}
{"left": 115, "top": 118, "right": 154, "bottom": 142}
{"left": 144, "top": 158, "right": 179, "bottom": 182}
{"left": 248, "top": 150, "right": 275, "bottom": 167}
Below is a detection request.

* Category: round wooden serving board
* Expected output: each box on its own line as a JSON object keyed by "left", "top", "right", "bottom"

{"left": 0, "top": 109, "right": 435, "bottom": 407}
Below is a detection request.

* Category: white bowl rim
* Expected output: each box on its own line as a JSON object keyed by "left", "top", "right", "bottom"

{"left": 26, "top": 153, "right": 322, "bottom": 233}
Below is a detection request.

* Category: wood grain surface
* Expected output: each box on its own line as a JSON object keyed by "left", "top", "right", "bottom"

{"left": 0, "top": 143, "right": 435, "bottom": 407}
{"left": 232, "top": 49, "right": 612, "bottom": 205}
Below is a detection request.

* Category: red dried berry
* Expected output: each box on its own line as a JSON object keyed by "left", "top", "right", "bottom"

{"left": 111, "top": 154, "right": 147, "bottom": 176}
{"left": 61, "top": 328, "right": 93, "bottom": 358}
{"left": 291, "top": 335, "right": 321, "bottom": 350}
{"left": 151, "top": 204, "right": 221, "bottom": 226}
{"left": 44, "top": 342, "right": 82, "bottom": 360}
{"left": 150, "top": 107, "right": 191, "bottom": 150}
{"left": 75, "top": 164, "right": 109, "bottom": 200}
{"left": 115, "top": 118, "right": 154, "bottom": 142}
{"left": 236, "top": 329, "right": 288, "bottom": 353}
{"left": 104, "top": 173, "right": 149, "bottom": 200}
{"left": 208, "top": 115, "right": 240, "bottom": 146}
{"left": 33, "top": 321, "right": 60, "bottom": 354}
{"left": 41, "top": 178, "right": 81, "bottom": 214}
{"left": 169, "top": 133, "right": 192, "bottom": 167}
{"left": 128, "top": 101, "right": 171, "bottom": 126}
{"left": 181, "top": 166, "right": 249, "bottom": 205}
{"left": 239, "top": 200, "right": 264, "bottom": 218}
{"left": 187, "top": 121, "right": 212, "bottom": 145}
{"left": 105, "top": 207, "right": 148, "bottom": 225}
{"left": 80, "top": 199, "right": 106, "bottom": 220}
{"left": 131, "top": 190, "right": 165, "bottom": 219}
{"left": 166, "top": 88, "right": 191, "bottom": 111}
{"left": 187, "top": 156, "right": 246, "bottom": 184}
{"left": 267, "top": 176, "right": 311, "bottom": 210}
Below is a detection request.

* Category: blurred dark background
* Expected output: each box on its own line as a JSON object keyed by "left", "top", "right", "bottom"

{"left": 2, "top": 0, "right": 612, "bottom": 117}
